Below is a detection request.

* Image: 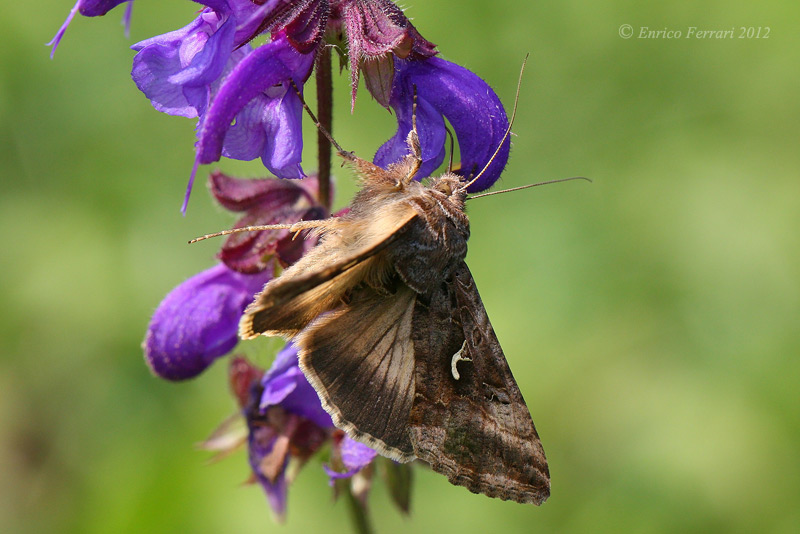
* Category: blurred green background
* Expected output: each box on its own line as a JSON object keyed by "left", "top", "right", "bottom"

{"left": 2, "top": 1, "right": 798, "bottom": 533}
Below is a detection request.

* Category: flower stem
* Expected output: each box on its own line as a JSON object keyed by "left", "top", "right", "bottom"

{"left": 343, "top": 483, "right": 374, "bottom": 534}
{"left": 315, "top": 46, "right": 333, "bottom": 210}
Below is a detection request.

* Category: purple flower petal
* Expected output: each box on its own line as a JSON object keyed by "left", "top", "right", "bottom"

{"left": 144, "top": 264, "right": 270, "bottom": 381}
{"left": 131, "top": 10, "right": 242, "bottom": 118}
{"left": 375, "top": 57, "right": 510, "bottom": 192}
{"left": 122, "top": 1, "right": 133, "bottom": 37}
{"left": 324, "top": 435, "right": 378, "bottom": 482}
{"left": 248, "top": 424, "right": 289, "bottom": 521}
{"left": 194, "top": 32, "right": 315, "bottom": 175}
{"left": 374, "top": 93, "right": 446, "bottom": 179}
{"left": 340, "top": 436, "right": 378, "bottom": 472}
{"left": 131, "top": 1, "right": 265, "bottom": 119}
{"left": 260, "top": 345, "right": 334, "bottom": 428}
{"left": 220, "top": 83, "right": 305, "bottom": 178}
{"left": 78, "top": 0, "right": 131, "bottom": 17}
{"left": 47, "top": 1, "right": 80, "bottom": 58}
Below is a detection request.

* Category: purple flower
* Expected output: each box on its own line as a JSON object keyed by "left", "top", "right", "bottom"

{"left": 229, "top": 347, "right": 380, "bottom": 519}
{"left": 143, "top": 264, "right": 270, "bottom": 381}
{"left": 235, "top": 348, "right": 331, "bottom": 520}
{"left": 48, "top": 1, "right": 134, "bottom": 58}
{"left": 133, "top": 23, "right": 315, "bottom": 211}
{"left": 129, "top": 3, "right": 315, "bottom": 211}
{"left": 125, "top": 0, "right": 437, "bottom": 211}
{"left": 374, "top": 57, "right": 511, "bottom": 192}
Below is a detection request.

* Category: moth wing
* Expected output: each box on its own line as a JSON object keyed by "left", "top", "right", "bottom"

{"left": 240, "top": 209, "right": 417, "bottom": 339}
{"left": 296, "top": 284, "right": 418, "bottom": 462}
{"left": 409, "top": 262, "right": 550, "bottom": 504}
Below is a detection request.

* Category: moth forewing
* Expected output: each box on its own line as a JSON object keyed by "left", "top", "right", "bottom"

{"left": 238, "top": 200, "right": 418, "bottom": 339}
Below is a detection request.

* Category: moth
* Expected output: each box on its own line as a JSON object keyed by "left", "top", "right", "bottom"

{"left": 225, "top": 107, "right": 551, "bottom": 504}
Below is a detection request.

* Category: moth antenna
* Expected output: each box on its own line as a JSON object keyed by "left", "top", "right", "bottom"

{"left": 189, "top": 220, "right": 333, "bottom": 244}
{"left": 466, "top": 176, "right": 591, "bottom": 201}
{"left": 402, "top": 85, "right": 423, "bottom": 184}
{"left": 444, "top": 123, "right": 455, "bottom": 173}
{"left": 290, "top": 79, "right": 355, "bottom": 162}
{"left": 460, "top": 54, "right": 529, "bottom": 192}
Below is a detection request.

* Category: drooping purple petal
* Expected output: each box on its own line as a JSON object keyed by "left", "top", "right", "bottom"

{"left": 122, "top": 1, "right": 133, "bottom": 37}
{"left": 48, "top": 0, "right": 134, "bottom": 58}
{"left": 194, "top": 32, "right": 315, "bottom": 174}
{"left": 248, "top": 423, "right": 289, "bottom": 521}
{"left": 47, "top": 1, "right": 79, "bottom": 58}
{"left": 260, "top": 344, "right": 334, "bottom": 429}
{"left": 341, "top": 436, "right": 378, "bottom": 472}
{"left": 144, "top": 264, "right": 270, "bottom": 381}
{"left": 324, "top": 435, "right": 378, "bottom": 481}
{"left": 375, "top": 57, "right": 511, "bottom": 191}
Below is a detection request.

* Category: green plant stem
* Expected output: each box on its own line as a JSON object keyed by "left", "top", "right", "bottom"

{"left": 315, "top": 47, "right": 333, "bottom": 210}
{"left": 344, "top": 485, "right": 374, "bottom": 534}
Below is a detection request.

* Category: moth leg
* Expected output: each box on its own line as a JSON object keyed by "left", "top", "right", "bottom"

{"left": 401, "top": 85, "right": 423, "bottom": 185}
{"left": 290, "top": 78, "right": 356, "bottom": 163}
{"left": 287, "top": 219, "right": 340, "bottom": 240}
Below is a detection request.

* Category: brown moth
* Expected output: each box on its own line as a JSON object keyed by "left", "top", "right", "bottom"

{"left": 236, "top": 118, "right": 550, "bottom": 505}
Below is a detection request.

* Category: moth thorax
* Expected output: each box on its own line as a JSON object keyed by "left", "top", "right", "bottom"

{"left": 390, "top": 186, "right": 470, "bottom": 294}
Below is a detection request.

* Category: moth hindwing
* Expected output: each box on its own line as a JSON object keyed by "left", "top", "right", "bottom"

{"left": 239, "top": 138, "right": 550, "bottom": 504}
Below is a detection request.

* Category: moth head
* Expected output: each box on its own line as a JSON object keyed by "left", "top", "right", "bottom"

{"left": 431, "top": 173, "right": 468, "bottom": 206}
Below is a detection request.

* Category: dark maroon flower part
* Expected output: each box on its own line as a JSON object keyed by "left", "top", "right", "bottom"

{"left": 209, "top": 171, "right": 329, "bottom": 273}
